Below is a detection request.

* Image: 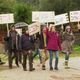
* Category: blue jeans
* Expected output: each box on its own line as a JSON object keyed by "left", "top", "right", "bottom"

{"left": 49, "top": 50, "right": 59, "bottom": 68}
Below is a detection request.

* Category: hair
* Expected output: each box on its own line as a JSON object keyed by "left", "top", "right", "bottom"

{"left": 65, "top": 27, "right": 73, "bottom": 34}
{"left": 50, "top": 26, "right": 56, "bottom": 32}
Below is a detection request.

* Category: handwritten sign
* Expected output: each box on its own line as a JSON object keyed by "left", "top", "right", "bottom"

{"left": 54, "top": 13, "right": 69, "bottom": 26}
{"left": 28, "top": 22, "right": 40, "bottom": 35}
{"left": 32, "top": 11, "right": 55, "bottom": 22}
{"left": 0, "top": 13, "right": 14, "bottom": 24}
{"left": 70, "top": 11, "right": 80, "bottom": 22}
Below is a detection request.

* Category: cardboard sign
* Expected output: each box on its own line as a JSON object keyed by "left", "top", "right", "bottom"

{"left": 0, "top": 13, "right": 14, "bottom": 24}
{"left": 32, "top": 11, "right": 55, "bottom": 22}
{"left": 28, "top": 22, "right": 40, "bottom": 35}
{"left": 70, "top": 11, "right": 80, "bottom": 22}
{"left": 54, "top": 13, "right": 69, "bottom": 26}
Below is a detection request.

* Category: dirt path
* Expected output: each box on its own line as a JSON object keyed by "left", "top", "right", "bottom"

{"left": 0, "top": 57, "right": 80, "bottom": 80}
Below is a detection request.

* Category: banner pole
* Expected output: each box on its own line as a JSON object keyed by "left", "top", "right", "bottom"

{"left": 77, "top": 21, "right": 80, "bottom": 32}
{"left": 47, "top": 22, "right": 48, "bottom": 27}
{"left": 7, "top": 23, "right": 9, "bottom": 37}
{"left": 61, "top": 24, "right": 64, "bottom": 30}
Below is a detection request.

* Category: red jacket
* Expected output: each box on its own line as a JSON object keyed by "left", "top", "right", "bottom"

{"left": 46, "top": 30, "right": 61, "bottom": 51}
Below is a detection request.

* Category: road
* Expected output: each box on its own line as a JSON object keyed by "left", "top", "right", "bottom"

{"left": 0, "top": 57, "right": 80, "bottom": 80}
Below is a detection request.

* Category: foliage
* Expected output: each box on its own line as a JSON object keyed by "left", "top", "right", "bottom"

{"left": 0, "top": 0, "right": 33, "bottom": 24}
{"left": 13, "top": 3, "right": 32, "bottom": 23}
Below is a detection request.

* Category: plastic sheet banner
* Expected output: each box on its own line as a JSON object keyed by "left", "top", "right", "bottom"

{"left": 70, "top": 11, "right": 80, "bottom": 22}
{"left": 0, "top": 13, "right": 14, "bottom": 24}
{"left": 54, "top": 13, "right": 69, "bottom": 26}
{"left": 32, "top": 11, "right": 55, "bottom": 22}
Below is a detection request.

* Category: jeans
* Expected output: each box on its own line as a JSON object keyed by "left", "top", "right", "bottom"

{"left": 49, "top": 50, "right": 59, "bottom": 68}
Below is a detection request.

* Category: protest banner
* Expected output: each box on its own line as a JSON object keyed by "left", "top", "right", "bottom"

{"left": 0, "top": 14, "right": 14, "bottom": 24}
{"left": 54, "top": 13, "right": 69, "bottom": 26}
{"left": 32, "top": 11, "right": 55, "bottom": 23}
{"left": 28, "top": 22, "right": 40, "bottom": 35}
{"left": 0, "top": 13, "right": 14, "bottom": 36}
{"left": 70, "top": 11, "right": 80, "bottom": 22}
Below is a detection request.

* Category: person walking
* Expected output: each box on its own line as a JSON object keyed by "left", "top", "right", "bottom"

{"left": 46, "top": 24, "right": 61, "bottom": 70}
{"left": 61, "top": 25, "right": 75, "bottom": 69}
{"left": 7, "top": 26, "right": 20, "bottom": 69}
{"left": 32, "top": 33, "right": 42, "bottom": 64}
{"left": 37, "top": 26, "right": 48, "bottom": 70}
{"left": 21, "top": 29, "right": 35, "bottom": 71}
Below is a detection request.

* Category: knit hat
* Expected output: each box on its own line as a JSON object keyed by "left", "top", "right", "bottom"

{"left": 66, "top": 26, "right": 71, "bottom": 29}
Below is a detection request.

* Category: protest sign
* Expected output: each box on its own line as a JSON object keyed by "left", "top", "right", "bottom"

{"left": 0, "top": 13, "right": 14, "bottom": 36}
{"left": 70, "top": 11, "right": 80, "bottom": 22}
{"left": 32, "top": 11, "right": 55, "bottom": 22}
{"left": 0, "top": 14, "right": 14, "bottom": 24}
{"left": 28, "top": 22, "right": 40, "bottom": 35}
{"left": 54, "top": 13, "right": 69, "bottom": 26}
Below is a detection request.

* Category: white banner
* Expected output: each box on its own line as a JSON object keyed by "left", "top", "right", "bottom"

{"left": 70, "top": 11, "right": 80, "bottom": 22}
{"left": 32, "top": 11, "right": 55, "bottom": 22}
{"left": 54, "top": 13, "right": 69, "bottom": 26}
{"left": 0, "top": 13, "right": 14, "bottom": 24}
{"left": 28, "top": 22, "right": 40, "bottom": 35}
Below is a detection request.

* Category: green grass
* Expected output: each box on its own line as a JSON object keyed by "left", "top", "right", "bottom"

{"left": 74, "top": 45, "right": 80, "bottom": 52}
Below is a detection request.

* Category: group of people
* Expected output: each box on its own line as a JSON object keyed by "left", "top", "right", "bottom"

{"left": 4, "top": 24, "right": 75, "bottom": 71}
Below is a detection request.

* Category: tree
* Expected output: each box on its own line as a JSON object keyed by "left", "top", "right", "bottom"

{"left": 14, "top": 3, "right": 32, "bottom": 23}
{"left": 39, "top": 0, "right": 80, "bottom": 14}
{"left": 0, "top": 0, "right": 16, "bottom": 13}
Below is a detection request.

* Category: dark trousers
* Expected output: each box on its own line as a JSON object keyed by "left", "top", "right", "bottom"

{"left": 18, "top": 51, "right": 22, "bottom": 63}
{"left": 22, "top": 50, "right": 33, "bottom": 70}
{"left": 8, "top": 49, "right": 19, "bottom": 68}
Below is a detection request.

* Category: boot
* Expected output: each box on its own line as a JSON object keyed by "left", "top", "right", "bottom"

{"left": 29, "top": 68, "right": 35, "bottom": 71}
{"left": 22, "top": 63, "right": 27, "bottom": 71}
{"left": 42, "top": 65, "right": 46, "bottom": 70}
{"left": 50, "top": 66, "right": 53, "bottom": 71}
{"left": 65, "top": 60, "right": 70, "bottom": 69}
{"left": 29, "top": 65, "right": 35, "bottom": 71}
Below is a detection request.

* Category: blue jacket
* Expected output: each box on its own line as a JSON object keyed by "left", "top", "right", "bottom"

{"left": 21, "top": 34, "right": 34, "bottom": 51}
